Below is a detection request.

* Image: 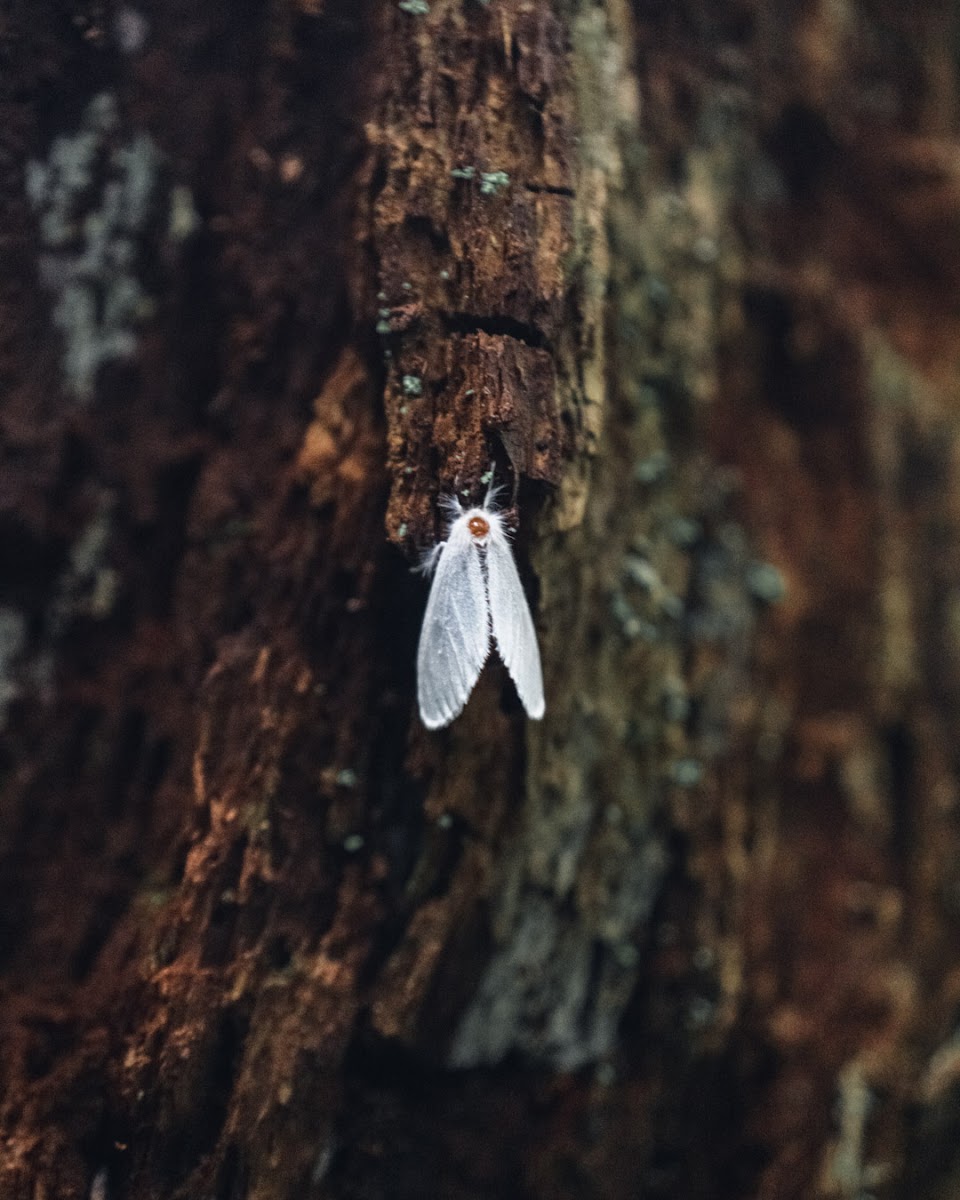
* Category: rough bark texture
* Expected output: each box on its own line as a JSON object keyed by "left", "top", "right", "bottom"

{"left": 3, "top": 0, "right": 960, "bottom": 1198}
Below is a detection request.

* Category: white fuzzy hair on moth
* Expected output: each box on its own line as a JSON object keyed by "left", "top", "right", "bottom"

{"left": 416, "top": 489, "right": 545, "bottom": 730}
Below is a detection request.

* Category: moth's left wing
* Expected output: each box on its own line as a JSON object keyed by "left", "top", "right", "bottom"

{"left": 417, "top": 520, "right": 490, "bottom": 729}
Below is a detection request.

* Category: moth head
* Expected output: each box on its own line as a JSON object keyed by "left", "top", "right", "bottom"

{"left": 467, "top": 513, "right": 491, "bottom": 541}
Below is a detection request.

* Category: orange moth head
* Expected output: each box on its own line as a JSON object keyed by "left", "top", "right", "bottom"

{"left": 468, "top": 514, "right": 490, "bottom": 539}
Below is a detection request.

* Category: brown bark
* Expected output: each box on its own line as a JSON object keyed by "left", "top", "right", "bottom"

{"left": 3, "top": 1, "right": 960, "bottom": 1198}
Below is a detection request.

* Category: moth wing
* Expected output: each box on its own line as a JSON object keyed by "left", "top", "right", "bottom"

{"left": 417, "top": 519, "right": 491, "bottom": 729}
{"left": 486, "top": 525, "right": 545, "bottom": 720}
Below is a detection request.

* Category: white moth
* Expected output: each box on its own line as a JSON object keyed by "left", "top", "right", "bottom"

{"left": 417, "top": 495, "right": 545, "bottom": 729}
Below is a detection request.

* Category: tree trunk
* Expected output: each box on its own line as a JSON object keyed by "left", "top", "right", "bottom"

{"left": 3, "top": 1, "right": 960, "bottom": 1197}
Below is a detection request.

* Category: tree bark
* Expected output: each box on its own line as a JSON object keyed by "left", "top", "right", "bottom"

{"left": 3, "top": 1, "right": 960, "bottom": 1198}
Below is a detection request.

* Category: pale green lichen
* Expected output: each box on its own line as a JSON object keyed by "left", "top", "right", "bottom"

{"left": 623, "top": 555, "right": 660, "bottom": 591}
{"left": 661, "top": 678, "right": 690, "bottom": 724}
{"left": 745, "top": 561, "right": 787, "bottom": 604}
{"left": 634, "top": 450, "right": 671, "bottom": 484}
{"left": 398, "top": 0, "right": 429, "bottom": 13}
{"left": 401, "top": 374, "right": 423, "bottom": 397}
{"left": 669, "top": 758, "right": 704, "bottom": 787}
{"left": 479, "top": 170, "right": 510, "bottom": 196}
{"left": 167, "top": 184, "right": 199, "bottom": 242}
{"left": 666, "top": 516, "right": 701, "bottom": 547}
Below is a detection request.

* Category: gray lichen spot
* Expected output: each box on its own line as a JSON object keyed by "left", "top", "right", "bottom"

{"left": 88, "top": 1166, "right": 109, "bottom": 1200}
{"left": 311, "top": 1141, "right": 335, "bottom": 1185}
{"left": 692, "top": 235, "right": 719, "bottom": 265}
{"left": 613, "top": 942, "right": 640, "bottom": 969}
{"left": 398, "top": 0, "right": 430, "bottom": 13}
{"left": 48, "top": 496, "right": 117, "bottom": 636}
{"left": 26, "top": 93, "right": 164, "bottom": 401}
{"left": 450, "top": 166, "right": 476, "bottom": 181}
{"left": 594, "top": 1061, "right": 617, "bottom": 1087}
{"left": 646, "top": 274, "right": 670, "bottom": 307}
{"left": 449, "top": 839, "right": 668, "bottom": 1069}
{"left": 114, "top": 7, "right": 149, "bottom": 54}
{"left": 685, "top": 995, "right": 715, "bottom": 1030}
{"left": 636, "top": 383, "right": 661, "bottom": 409}
{"left": 0, "top": 609, "right": 27, "bottom": 729}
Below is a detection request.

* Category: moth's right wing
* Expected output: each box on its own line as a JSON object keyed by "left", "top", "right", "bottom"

{"left": 486, "top": 524, "right": 545, "bottom": 720}
{"left": 417, "top": 520, "right": 491, "bottom": 729}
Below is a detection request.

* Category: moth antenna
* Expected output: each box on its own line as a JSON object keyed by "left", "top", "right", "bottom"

{"left": 438, "top": 493, "right": 464, "bottom": 518}
{"left": 484, "top": 482, "right": 507, "bottom": 511}
{"left": 434, "top": 493, "right": 466, "bottom": 541}
{"left": 483, "top": 463, "right": 498, "bottom": 510}
{"left": 414, "top": 541, "right": 444, "bottom": 577}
